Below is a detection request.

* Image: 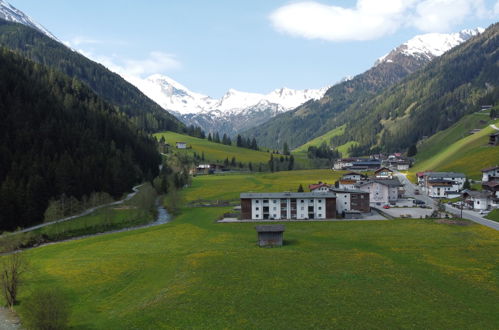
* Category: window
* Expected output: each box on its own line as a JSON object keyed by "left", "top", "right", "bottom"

{"left": 301, "top": 207, "right": 304, "bottom": 210}
{"left": 256, "top": 200, "right": 259, "bottom": 204}
{"left": 256, "top": 207, "right": 259, "bottom": 210}
{"left": 273, "top": 214, "right": 277, "bottom": 218}
{"left": 344, "top": 202, "right": 347, "bottom": 205}
{"left": 318, "top": 214, "right": 322, "bottom": 217}
{"left": 318, "top": 200, "right": 322, "bottom": 203}
{"left": 301, "top": 200, "right": 304, "bottom": 203}
{"left": 273, "top": 207, "right": 276, "bottom": 211}
{"left": 318, "top": 207, "right": 322, "bottom": 210}
{"left": 273, "top": 200, "right": 277, "bottom": 203}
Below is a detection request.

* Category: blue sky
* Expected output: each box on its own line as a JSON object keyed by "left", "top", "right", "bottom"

{"left": 9, "top": 0, "right": 499, "bottom": 97}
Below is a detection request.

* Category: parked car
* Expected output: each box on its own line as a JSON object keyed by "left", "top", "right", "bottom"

{"left": 383, "top": 205, "right": 390, "bottom": 209}
{"left": 414, "top": 189, "right": 420, "bottom": 195}
{"left": 413, "top": 200, "right": 425, "bottom": 205}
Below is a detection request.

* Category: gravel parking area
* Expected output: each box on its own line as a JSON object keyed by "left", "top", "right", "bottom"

{"left": 0, "top": 308, "right": 21, "bottom": 330}
{"left": 382, "top": 207, "right": 433, "bottom": 218}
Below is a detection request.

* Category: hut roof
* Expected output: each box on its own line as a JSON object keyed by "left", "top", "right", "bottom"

{"left": 255, "top": 225, "right": 285, "bottom": 232}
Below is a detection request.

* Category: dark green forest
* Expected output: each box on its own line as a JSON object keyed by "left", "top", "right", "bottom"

{"left": 0, "top": 47, "right": 161, "bottom": 230}
{"left": 0, "top": 19, "right": 183, "bottom": 133}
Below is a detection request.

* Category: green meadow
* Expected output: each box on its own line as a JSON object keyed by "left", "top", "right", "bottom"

{"left": 408, "top": 115, "right": 499, "bottom": 180}
{"left": 7, "top": 169, "right": 499, "bottom": 329}
{"left": 293, "top": 124, "right": 358, "bottom": 157}
{"left": 155, "top": 131, "right": 273, "bottom": 164}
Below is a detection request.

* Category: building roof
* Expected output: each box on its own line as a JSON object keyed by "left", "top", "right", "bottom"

{"left": 255, "top": 225, "right": 285, "bottom": 232}
{"left": 343, "top": 171, "right": 364, "bottom": 176}
{"left": 482, "top": 165, "right": 499, "bottom": 172}
{"left": 490, "top": 132, "right": 499, "bottom": 137}
{"left": 424, "top": 172, "right": 466, "bottom": 179}
{"left": 374, "top": 167, "right": 393, "bottom": 174}
{"left": 240, "top": 192, "right": 336, "bottom": 199}
{"left": 482, "top": 181, "right": 499, "bottom": 188}
{"left": 339, "top": 179, "right": 357, "bottom": 184}
{"left": 358, "top": 178, "right": 402, "bottom": 188}
{"left": 330, "top": 188, "right": 370, "bottom": 194}
{"left": 462, "top": 190, "right": 491, "bottom": 199}
{"left": 308, "top": 183, "right": 330, "bottom": 191}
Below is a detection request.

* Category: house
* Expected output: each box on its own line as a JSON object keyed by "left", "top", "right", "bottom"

{"left": 176, "top": 142, "right": 187, "bottom": 149}
{"left": 333, "top": 158, "right": 381, "bottom": 171}
{"left": 426, "top": 180, "right": 461, "bottom": 198}
{"left": 374, "top": 167, "right": 393, "bottom": 179}
{"left": 330, "top": 188, "right": 370, "bottom": 214}
{"left": 255, "top": 225, "right": 284, "bottom": 247}
{"left": 333, "top": 158, "right": 358, "bottom": 170}
{"left": 416, "top": 172, "right": 428, "bottom": 185}
{"left": 489, "top": 132, "right": 499, "bottom": 146}
{"left": 309, "top": 182, "right": 331, "bottom": 193}
{"left": 341, "top": 172, "right": 366, "bottom": 181}
{"left": 482, "top": 166, "right": 499, "bottom": 182}
{"left": 420, "top": 172, "right": 466, "bottom": 192}
{"left": 357, "top": 178, "right": 402, "bottom": 205}
{"left": 462, "top": 190, "right": 491, "bottom": 211}
{"left": 240, "top": 192, "right": 336, "bottom": 220}
{"left": 338, "top": 179, "right": 358, "bottom": 190}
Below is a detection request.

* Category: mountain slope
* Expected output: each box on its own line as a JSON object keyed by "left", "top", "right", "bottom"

{"left": 329, "top": 23, "right": 499, "bottom": 155}
{"left": 0, "top": 47, "right": 161, "bottom": 230}
{"left": 0, "top": 19, "right": 183, "bottom": 133}
{"left": 0, "top": 0, "right": 57, "bottom": 40}
{"left": 246, "top": 28, "right": 483, "bottom": 149}
{"left": 133, "top": 73, "right": 329, "bottom": 136}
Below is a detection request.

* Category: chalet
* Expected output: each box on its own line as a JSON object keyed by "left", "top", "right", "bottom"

{"left": 462, "top": 190, "right": 491, "bottom": 211}
{"left": 489, "top": 132, "right": 499, "bottom": 146}
{"left": 420, "top": 172, "right": 466, "bottom": 192}
{"left": 176, "top": 142, "right": 187, "bottom": 149}
{"left": 426, "top": 180, "right": 461, "bottom": 198}
{"left": 374, "top": 167, "right": 393, "bottom": 179}
{"left": 338, "top": 179, "right": 357, "bottom": 190}
{"left": 309, "top": 182, "right": 331, "bottom": 193}
{"left": 333, "top": 158, "right": 357, "bottom": 170}
{"left": 357, "top": 178, "right": 402, "bottom": 204}
{"left": 482, "top": 166, "right": 499, "bottom": 182}
{"left": 333, "top": 158, "right": 381, "bottom": 171}
{"left": 330, "top": 188, "right": 370, "bottom": 214}
{"left": 416, "top": 172, "right": 428, "bottom": 185}
{"left": 240, "top": 192, "right": 336, "bottom": 220}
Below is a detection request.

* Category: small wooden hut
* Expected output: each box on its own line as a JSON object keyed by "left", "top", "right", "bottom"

{"left": 255, "top": 225, "right": 285, "bottom": 247}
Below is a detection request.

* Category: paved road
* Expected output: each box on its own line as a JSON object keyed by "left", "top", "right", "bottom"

{"left": 395, "top": 172, "right": 499, "bottom": 231}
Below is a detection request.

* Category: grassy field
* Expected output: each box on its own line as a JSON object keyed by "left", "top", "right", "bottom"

{"left": 155, "top": 131, "right": 272, "bottom": 164}
{"left": 408, "top": 115, "right": 499, "bottom": 180}
{"left": 15, "top": 204, "right": 499, "bottom": 329}
{"left": 486, "top": 209, "right": 499, "bottom": 222}
{"left": 293, "top": 125, "right": 358, "bottom": 158}
{"left": 182, "top": 169, "right": 341, "bottom": 202}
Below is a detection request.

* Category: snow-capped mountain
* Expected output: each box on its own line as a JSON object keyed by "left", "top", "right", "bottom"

{"left": 135, "top": 74, "right": 329, "bottom": 116}
{"left": 376, "top": 28, "right": 483, "bottom": 65}
{"left": 0, "top": 0, "right": 58, "bottom": 41}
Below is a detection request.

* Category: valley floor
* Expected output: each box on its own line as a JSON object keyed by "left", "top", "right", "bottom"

{"left": 9, "top": 170, "right": 499, "bottom": 329}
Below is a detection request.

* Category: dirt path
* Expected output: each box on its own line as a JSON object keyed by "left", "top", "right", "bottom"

{"left": 0, "top": 308, "right": 21, "bottom": 330}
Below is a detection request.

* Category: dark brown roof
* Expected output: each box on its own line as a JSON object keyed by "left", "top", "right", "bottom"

{"left": 482, "top": 165, "right": 499, "bottom": 172}
{"left": 255, "top": 225, "right": 285, "bottom": 232}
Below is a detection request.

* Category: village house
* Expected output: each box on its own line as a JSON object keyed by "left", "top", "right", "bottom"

{"left": 175, "top": 142, "right": 187, "bottom": 149}
{"left": 426, "top": 180, "right": 461, "bottom": 198}
{"left": 330, "top": 188, "right": 370, "bottom": 215}
{"left": 240, "top": 192, "right": 336, "bottom": 220}
{"left": 309, "top": 182, "right": 331, "bottom": 193}
{"left": 357, "top": 178, "right": 402, "bottom": 205}
{"left": 374, "top": 167, "right": 394, "bottom": 179}
{"left": 482, "top": 165, "right": 499, "bottom": 182}
{"left": 341, "top": 172, "right": 367, "bottom": 181}
{"left": 462, "top": 190, "right": 492, "bottom": 211}
{"left": 333, "top": 158, "right": 381, "bottom": 171}
{"left": 337, "top": 172, "right": 367, "bottom": 189}
{"left": 333, "top": 158, "right": 357, "bottom": 170}
{"left": 419, "top": 172, "right": 466, "bottom": 192}
{"left": 489, "top": 132, "right": 499, "bottom": 146}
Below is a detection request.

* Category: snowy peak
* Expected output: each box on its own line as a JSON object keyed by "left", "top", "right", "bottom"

{"left": 0, "top": 0, "right": 59, "bottom": 41}
{"left": 131, "top": 74, "right": 329, "bottom": 115}
{"left": 376, "top": 28, "right": 483, "bottom": 65}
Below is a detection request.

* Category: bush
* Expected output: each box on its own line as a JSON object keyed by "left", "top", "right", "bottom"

{"left": 22, "top": 288, "right": 70, "bottom": 330}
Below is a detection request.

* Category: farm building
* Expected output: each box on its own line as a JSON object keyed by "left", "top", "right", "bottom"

{"left": 240, "top": 192, "right": 336, "bottom": 220}
{"left": 176, "top": 142, "right": 187, "bottom": 149}
{"left": 255, "top": 225, "right": 285, "bottom": 247}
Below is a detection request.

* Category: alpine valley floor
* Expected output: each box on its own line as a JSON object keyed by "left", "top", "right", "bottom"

{"left": 9, "top": 170, "right": 499, "bottom": 329}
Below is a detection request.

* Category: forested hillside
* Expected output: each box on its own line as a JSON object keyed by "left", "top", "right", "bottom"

{"left": 0, "top": 19, "right": 183, "bottom": 133}
{"left": 330, "top": 23, "right": 499, "bottom": 154}
{"left": 245, "top": 42, "right": 436, "bottom": 149}
{"left": 0, "top": 47, "right": 161, "bottom": 230}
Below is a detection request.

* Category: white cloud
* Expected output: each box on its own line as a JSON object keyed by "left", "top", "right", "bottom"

{"left": 76, "top": 50, "right": 181, "bottom": 79}
{"left": 495, "top": 0, "right": 499, "bottom": 14}
{"left": 270, "top": 0, "right": 493, "bottom": 41}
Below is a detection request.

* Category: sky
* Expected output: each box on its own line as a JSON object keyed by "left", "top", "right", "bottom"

{"left": 8, "top": 0, "right": 499, "bottom": 98}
